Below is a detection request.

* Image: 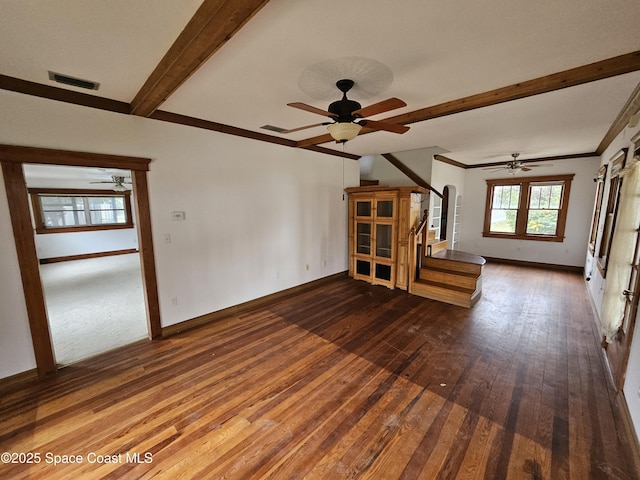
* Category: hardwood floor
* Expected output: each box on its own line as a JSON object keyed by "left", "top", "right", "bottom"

{"left": 1, "top": 263, "right": 638, "bottom": 479}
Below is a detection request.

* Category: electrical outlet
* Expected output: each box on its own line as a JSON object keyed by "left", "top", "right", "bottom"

{"left": 305, "top": 264, "right": 310, "bottom": 271}
{"left": 171, "top": 296, "right": 178, "bottom": 306}
{"left": 163, "top": 233, "right": 171, "bottom": 244}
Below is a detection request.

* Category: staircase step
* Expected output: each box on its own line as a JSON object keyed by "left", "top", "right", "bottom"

{"left": 427, "top": 240, "right": 447, "bottom": 256}
{"left": 423, "top": 254, "right": 484, "bottom": 275}
{"left": 419, "top": 266, "right": 478, "bottom": 289}
{"left": 411, "top": 279, "right": 481, "bottom": 308}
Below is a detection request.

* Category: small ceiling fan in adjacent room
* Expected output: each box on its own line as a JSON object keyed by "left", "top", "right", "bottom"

{"left": 483, "top": 153, "right": 553, "bottom": 175}
{"left": 90, "top": 175, "right": 132, "bottom": 192}
{"left": 275, "top": 79, "right": 410, "bottom": 143}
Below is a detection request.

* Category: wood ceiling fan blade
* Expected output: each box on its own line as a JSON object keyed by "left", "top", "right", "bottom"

{"left": 520, "top": 167, "right": 533, "bottom": 171}
{"left": 279, "top": 122, "right": 328, "bottom": 134}
{"left": 287, "top": 102, "right": 335, "bottom": 118}
{"left": 352, "top": 98, "right": 406, "bottom": 118}
{"left": 361, "top": 119, "right": 409, "bottom": 134}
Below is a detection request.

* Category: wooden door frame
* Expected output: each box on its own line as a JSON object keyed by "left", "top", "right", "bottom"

{"left": 0, "top": 144, "right": 161, "bottom": 377}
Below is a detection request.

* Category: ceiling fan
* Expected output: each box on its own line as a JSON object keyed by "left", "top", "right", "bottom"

{"left": 285, "top": 79, "right": 409, "bottom": 142}
{"left": 483, "top": 153, "right": 553, "bottom": 175}
{"left": 90, "top": 175, "right": 132, "bottom": 192}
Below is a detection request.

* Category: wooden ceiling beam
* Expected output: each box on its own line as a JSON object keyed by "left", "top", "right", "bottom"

{"left": 467, "top": 152, "right": 597, "bottom": 169}
{"left": 130, "top": 0, "right": 270, "bottom": 117}
{"left": 381, "top": 153, "right": 442, "bottom": 198}
{"left": 296, "top": 50, "right": 640, "bottom": 147}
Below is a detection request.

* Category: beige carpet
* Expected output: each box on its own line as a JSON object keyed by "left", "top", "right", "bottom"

{"left": 40, "top": 253, "right": 148, "bottom": 365}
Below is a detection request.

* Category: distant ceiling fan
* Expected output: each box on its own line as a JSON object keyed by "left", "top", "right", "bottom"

{"left": 285, "top": 79, "right": 409, "bottom": 142}
{"left": 483, "top": 153, "right": 553, "bottom": 175}
{"left": 90, "top": 175, "right": 131, "bottom": 192}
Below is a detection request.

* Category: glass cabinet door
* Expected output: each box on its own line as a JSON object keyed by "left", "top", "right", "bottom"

{"left": 356, "top": 200, "right": 372, "bottom": 217}
{"left": 376, "top": 199, "right": 394, "bottom": 218}
{"left": 356, "top": 222, "right": 372, "bottom": 254}
{"left": 375, "top": 223, "right": 393, "bottom": 258}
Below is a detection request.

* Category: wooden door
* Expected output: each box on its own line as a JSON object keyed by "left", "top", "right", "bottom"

{"left": 608, "top": 224, "right": 640, "bottom": 389}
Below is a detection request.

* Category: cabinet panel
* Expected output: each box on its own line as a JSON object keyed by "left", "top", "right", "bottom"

{"left": 355, "top": 259, "right": 371, "bottom": 278}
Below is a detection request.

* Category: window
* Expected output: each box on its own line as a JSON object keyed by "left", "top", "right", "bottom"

{"left": 483, "top": 174, "right": 573, "bottom": 242}
{"left": 597, "top": 149, "right": 627, "bottom": 276}
{"left": 29, "top": 188, "right": 133, "bottom": 234}
{"left": 588, "top": 165, "right": 607, "bottom": 254}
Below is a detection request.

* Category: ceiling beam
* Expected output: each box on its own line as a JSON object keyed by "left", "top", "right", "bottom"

{"left": 296, "top": 50, "right": 640, "bottom": 147}
{"left": 433, "top": 154, "right": 468, "bottom": 169}
{"left": 381, "top": 153, "right": 442, "bottom": 198}
{"left": 467, "top": 152, "right": 597, "bottom": 169}
{"left": 596, "top": 80, "right": 640, "bottom": 154}
{"left": 0, "top": 74, "right": 130, "bottom": 114}
{"left": 130, "top": 0, "right": 270, "bottom": 117}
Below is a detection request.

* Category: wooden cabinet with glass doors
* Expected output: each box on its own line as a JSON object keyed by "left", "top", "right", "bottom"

{"left": 346, "top": 186, "right": 426, "bottom": 290}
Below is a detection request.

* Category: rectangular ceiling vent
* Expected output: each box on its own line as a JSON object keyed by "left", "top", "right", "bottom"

{"left": 48, "top": 71, "right": 100, "bottom": 90}
{"left": 260, "top": 124, "right": 287, "bottom": 133}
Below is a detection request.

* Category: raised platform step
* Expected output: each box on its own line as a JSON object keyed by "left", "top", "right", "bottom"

{"left": 411, "top": 279, "right": 481, "bottom": 308}
{"left": 423, "top": 250, "right": 486, "bottom": 275}
{"left": 411, "top": 249, "right": 486, "bottom": 308}
{"left": 419, "top": 266, "right": 478, "bottom": 290}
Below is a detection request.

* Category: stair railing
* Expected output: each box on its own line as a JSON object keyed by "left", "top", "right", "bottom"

{"left": 408, "top": 209, "right": 429, "bottom": 295}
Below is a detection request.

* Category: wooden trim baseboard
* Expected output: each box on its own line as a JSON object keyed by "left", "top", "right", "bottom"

{"left": 483, "top": 256, "right": 584, "bottom": 273}
{"left": 39, "top": 248, "right": 138, "bottom": 265}
{"left": 616, "top": 391, "right": 640, "bottom": 474}
{"left": 162, "top": 272, "right": 348, "bottom": 337}
{"left": 0, "top": 368, "right": 38, "bottom": 390}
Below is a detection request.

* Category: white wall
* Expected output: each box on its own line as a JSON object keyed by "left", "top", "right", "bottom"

{"left": 431, "top": 159, "right": 467, "bottom": 245}
{"left": 34, "top": 230, "right": 138, "bottom": 259}
{"left": 0, "top": 90, "right": 359, "bottom": 378}
{"left": 459, "top": 156, "right": 601, "bottom": 267}
{"left": 366, "top": 148, "right": 435, "bottom": 187}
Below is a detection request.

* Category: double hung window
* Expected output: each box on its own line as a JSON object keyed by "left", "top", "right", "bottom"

{"left": 483, "top": 175, "right": 573, "bottom": 242}
{"left": 30, "top": 188, "right": 133, "bottom": 234}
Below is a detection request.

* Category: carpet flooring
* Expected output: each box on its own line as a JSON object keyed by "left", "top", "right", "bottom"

{"left": 39, "top": 253, "right": 148, "bottom": 365}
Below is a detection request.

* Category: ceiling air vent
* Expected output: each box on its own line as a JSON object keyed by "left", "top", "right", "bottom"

{"left": 260, "top": 125, "right": 287, "bottom": 133}
{"left": 48, "top": 71, "right": 100, "bottom": 90}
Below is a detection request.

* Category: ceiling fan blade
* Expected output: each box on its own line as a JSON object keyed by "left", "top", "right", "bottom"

{"left": 352, "top": 97, "right": 406, "bottom": 118}
{"left": 520, "top": 167, "right": 533, "bottom": 172}
{"left": 482, "top": 166, "right": 506, "bottom": 171}
{"left": 287, "top": 102, "right": 335, "bottom": 118}
{"left": 360, "top": 119, "right": 409, "bottom": 134}
{"left": 279, "top": 122, "right": 328, "bottom": 134}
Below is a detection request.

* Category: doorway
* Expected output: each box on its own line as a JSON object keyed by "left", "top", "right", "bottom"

{"left": 441, "top": 186, "right": 449, "bottom": 240}
{"left": 23, "top": 163, "right": 149, "bottom": 365}
{"left": 1, "top": 144, "right": 161, "bottom": 377}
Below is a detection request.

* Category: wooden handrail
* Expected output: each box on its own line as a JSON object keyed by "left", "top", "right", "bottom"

{"left": 408, "top": 209, "right": 429, "bottom": 294}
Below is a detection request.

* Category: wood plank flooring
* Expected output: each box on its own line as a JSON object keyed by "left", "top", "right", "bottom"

{"left": 1, "top": 263, "right": 638, "bottom": 479}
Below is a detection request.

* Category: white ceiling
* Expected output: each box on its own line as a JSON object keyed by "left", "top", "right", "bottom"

{"left": 2, "top": 0, "right": 640, "bottom": 165}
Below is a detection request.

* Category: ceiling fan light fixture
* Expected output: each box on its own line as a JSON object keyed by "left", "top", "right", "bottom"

{"left": 327, "top": 122, "right": 362, "bottom": 143}
{"left": 112, "top": 182, "right": 128, "bottom": 192}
